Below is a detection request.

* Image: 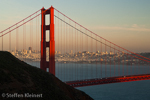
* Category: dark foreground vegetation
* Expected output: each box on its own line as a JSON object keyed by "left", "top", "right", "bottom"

{"left": 0, "top": 51, "right": 93, "bottom": 100}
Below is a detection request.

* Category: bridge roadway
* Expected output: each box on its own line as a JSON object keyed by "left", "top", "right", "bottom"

{"left": 66, "top": 74, "right": 150, "bottom": 87}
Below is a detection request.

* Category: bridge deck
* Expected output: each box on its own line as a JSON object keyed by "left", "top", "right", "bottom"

{"left": 66, "top": 74, "right": 150, "bottom": 87}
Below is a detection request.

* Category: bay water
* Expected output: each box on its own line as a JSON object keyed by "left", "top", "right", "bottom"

{"left": 27, "top": 61, "right": 150, "bottom": 100}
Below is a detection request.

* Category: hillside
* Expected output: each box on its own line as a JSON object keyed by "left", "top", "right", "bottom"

{"left": 0, "top": 51, "right": 93, "bottom": 100}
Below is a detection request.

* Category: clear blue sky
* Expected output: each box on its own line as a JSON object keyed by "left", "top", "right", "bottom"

{"left": 0, "top": 0, "right": 150, "bottom": 52}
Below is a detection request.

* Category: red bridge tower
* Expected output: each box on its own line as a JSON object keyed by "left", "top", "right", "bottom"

{"left": 40, "top": 6, "right": 55, "bottom": 75}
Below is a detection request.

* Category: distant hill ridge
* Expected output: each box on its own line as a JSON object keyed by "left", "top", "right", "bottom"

{"left": 0, "top": 51, "right": 93, "bottom": 100}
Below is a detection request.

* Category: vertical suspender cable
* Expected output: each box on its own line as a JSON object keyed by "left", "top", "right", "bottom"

{"left": 75, "top": 23, "right": 77, "bottom": 80}
{"left": 131, "top": 54, "right": 133, "bottom": 75}
{"left": 29, "top": 16, "right": 31, "bottom": 52}
{"left": 123, "top": 50, "right": 124, "bottom": 76}
{"left": 60, "top": 16, "right": 62, "bottom": 80}
{"left": 36, "top": 12, "right": 38, "bottom": 66}
{"left": 16, "top": 25, "right": 17, "bottom": 52}
{"left": 80, "top": 27, "right": 82, "bottom": 80}
{"left": 66, "top": 18, "right": 67, "bottom": 81}
{"left": 23, "top": 20, "right": 24, "bottom": 60}
{"left": 126, "top": 52, "right": 128, "bottom": 76}
{"left": 1, "top": 33, "right": 2, "bottom": 51}
{"left": 25, "top": 21, "right": 26, "bottom": 60}
{"left": 72, "top": 21, "right": 73, "bottom": 81}
{"left": 77, "top": 24, "right": 78, "bottom": 80}
{"left": 69, "top": 20, "right": 70, "bottom": 81}
{"left": 9, "top": 28, "right": 11, "bottom": 51}
{"left": 101, "top": 38, "right": 102, "bottom": 78}
{"left": 96, "top": 35, "right": 97, "bottom": 78}
{"left": 109, "top": 43, "right": 112, "bottom": 77}
{"left": 105, "top": 40, "right": 106, "bottom": 78}
{"left": 54, "top": 14, "right": 56, "bottom": 77}
{"left": 91, "top": 32, "right": 92, "bottom": 79}
{"left": 86, "top": 30, "right": 88, "bottom": 79}
{"left": 16, "top": 24, "right": 18, "bottom": 52}
{"left": 55, "top": 12, "right": 61, "bottom": 78}
{"left": 114, "top": 46, "right": 115, "bottom": 77}
{"left": 64, "top": 16, "right": 65, "bottom": 81}
{"left": 118, "top": 48, "right": 120, "bottom": 76}
{"left": 138, "top": 55, "right": 140, "bottom": 75}
{"left": 81, "top": 26, "right": 83, "bottom": 80}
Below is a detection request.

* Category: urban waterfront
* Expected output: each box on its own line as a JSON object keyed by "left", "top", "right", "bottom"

{"left": 10, "top": 49, "right": 150, "bottom": 65}
{"left": 27, "top": 61, "right": 150, "bottom": 100}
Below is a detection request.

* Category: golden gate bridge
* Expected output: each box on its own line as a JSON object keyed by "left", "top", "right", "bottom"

{"left": 0, "top": 6, "right": 150, "bottom": 87}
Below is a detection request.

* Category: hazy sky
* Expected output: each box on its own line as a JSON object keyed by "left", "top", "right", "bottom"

{"left": 0, "top": 0, "right": 150, "bottom": 52}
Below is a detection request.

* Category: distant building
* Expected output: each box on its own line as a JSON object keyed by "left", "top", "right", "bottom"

{"left": 82, "top": 51, "right": 87, "bottom": 53}
{"left": 78, "top": 51, "right": 81, "bottom": 54}
{"left": 110, "top": 51, "right": 114, "bottom": 55}
{"left": 58, "top": 51, "right": 61, "bottom": 54}
{"left": 105, "top": 51, "right": 108, "bottom": 55}
{"left": 100, "top": 58, "right": 103, "bottom": 61}
{"left": 28, "top": 50, "right": 31, "bottom": 54}
{"left": 22, "top": 49, "right": 27, "bottom": 54}
{"left": 82, "top": 53, "right": 84, "bottom": 56}
{"left": 29, "top": 47, "right": 32, "bottom": 51}
{"left": 96, "top": 51, "right": 99, "bottom": 53}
